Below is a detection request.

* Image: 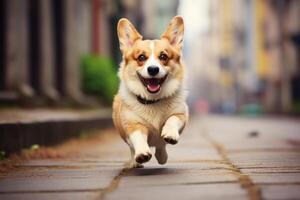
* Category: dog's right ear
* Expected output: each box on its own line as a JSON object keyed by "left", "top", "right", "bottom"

{"left": 161, "top": 16, "right": 184, "bottom": 51}
{"left": 117, "top": 18, "right": 142, "bottom": 53}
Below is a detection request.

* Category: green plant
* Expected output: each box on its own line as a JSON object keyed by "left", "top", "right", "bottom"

{"left": 0, "top": 150, "right": 6, "bottom": 160}
{"left": 81, "top": 55, "right": 118, "bottom": 103}
{"left": 30, "top": 144, "right": 40, "bottom": 150}
{"left": 291, "top": 101, "right": 300, "bottom": 115}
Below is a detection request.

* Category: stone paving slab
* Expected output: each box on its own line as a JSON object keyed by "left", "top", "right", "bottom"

{"left": 151, "top": 162, "right": 230, "bottom": 170}
{"left": 224, "top": 139, "right": 297, "bottom": 151}
{"left": 0, "top": 192, "right": 100, "bottom": 200}
{"left": 200, "top": 116, "right": 300, "bottom": 164}
{"left": 260, "top": 185, "right": 300, "bottom": 200}
{"left": 166, "top": 146, "right": 222, "bottom": 161}
{"left": 201, "top": 115, "right": 300, "bottom": 151}
{"left": 248, "top": 173, "right": 300, "bottom": 184}
{"left": 240, "top": 167, "right": 300, "bottom": 173}
{"left": 20, "top": 159, "right": 125, "bottom": 168}
{"left": 0, "top": 165, "right": 122, "bottom": 192}
{"left": 118, "top": 167, "right": 236, "bottom": 188}
{"left": 227, "top": 151, "right": 300, "bottom": 168}
{"left": 105, "top": 183, "right": 248, "bottom": 200}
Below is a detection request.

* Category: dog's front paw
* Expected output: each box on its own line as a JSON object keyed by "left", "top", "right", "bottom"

{"left": 163, "top": 137, "right": 178, "bottom": 145}
{"left": 161, "top": 127, "right": 179, "bottom": 145}
{"left": 135, "top": 152, "right": 152, "bottom": 164}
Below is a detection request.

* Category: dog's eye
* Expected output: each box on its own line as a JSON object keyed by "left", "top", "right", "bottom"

{"left": 159, "top": 53, "right": 168, "bottom": 61}
{"left": 137, "top": 54, "right": 147, "bottom": 62}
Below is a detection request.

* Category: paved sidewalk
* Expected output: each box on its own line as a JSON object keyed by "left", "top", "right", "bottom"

{"left": 0, "top": 115, "right": 300, "bottom": 200}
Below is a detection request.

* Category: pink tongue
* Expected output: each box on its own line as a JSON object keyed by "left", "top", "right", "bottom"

{"left": 147, "top": 84, "right": 160, "bottom": 92}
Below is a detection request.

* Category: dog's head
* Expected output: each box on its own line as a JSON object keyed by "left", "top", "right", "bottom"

{"left": 117, "top": 16, "right": 185, "bottom": 100}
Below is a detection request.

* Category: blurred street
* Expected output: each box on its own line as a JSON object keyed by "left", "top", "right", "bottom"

{"left": 1, "top": 115, "right": 300, "bottom": 200}
{"left": 0, "top": 1, "right": 300, "bottom": 199}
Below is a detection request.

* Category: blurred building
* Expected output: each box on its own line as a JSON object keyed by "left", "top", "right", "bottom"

{"left": 0, "top": 0, "right": 112, "bottom": 105}
{"left": 180, "top": 0, "right": 300, "bottom": 114}
{"left": 263, "top": 0, "right": 300, "bottom": 113}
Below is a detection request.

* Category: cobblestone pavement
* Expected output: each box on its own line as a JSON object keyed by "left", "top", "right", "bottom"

{"left": 0, "top": 115, "right": 300, "bottom": 200}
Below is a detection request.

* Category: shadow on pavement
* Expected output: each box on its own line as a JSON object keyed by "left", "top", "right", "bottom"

{"left": 125, "top": 167, "right": 177, "bottom": 176}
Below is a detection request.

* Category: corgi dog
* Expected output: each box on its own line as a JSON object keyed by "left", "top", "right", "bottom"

{"left": 113, "top": 16, "right": 188, "bottom": 168}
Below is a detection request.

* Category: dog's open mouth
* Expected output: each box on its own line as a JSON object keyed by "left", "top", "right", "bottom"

{"left": 138, "top": 74, "right": 168, "bottom": 93}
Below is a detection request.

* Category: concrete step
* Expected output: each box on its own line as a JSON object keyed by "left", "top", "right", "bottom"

{"left": 0, "top": 108, "right": 113, "bottom": 155}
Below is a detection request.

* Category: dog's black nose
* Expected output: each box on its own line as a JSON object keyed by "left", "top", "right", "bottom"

{"left": 147, "top": 66, "right": 159, "bottom": 76}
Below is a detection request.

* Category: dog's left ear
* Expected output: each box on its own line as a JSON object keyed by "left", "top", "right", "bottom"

{"left": 161, "top": 16, "right": 184, "bottom": 50}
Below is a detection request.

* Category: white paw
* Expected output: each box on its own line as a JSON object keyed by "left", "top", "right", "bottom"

{"left": 134, "top": 150, "right": 152, "bottom": 164}
{"left": 161, "top": 126, "right": 179, "bottom": 145}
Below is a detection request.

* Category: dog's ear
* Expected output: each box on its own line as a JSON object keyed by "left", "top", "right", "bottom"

{"left": 117, "top": 18, "right": 142, "bottom": 53}
{"left": 161, "top": 16, "right": 184, "bottom": 50}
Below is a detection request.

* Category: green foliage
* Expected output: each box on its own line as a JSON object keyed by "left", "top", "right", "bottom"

{"left": 291, "top": 101, "right": 300, "bottom": 115}
{"left": 80, "top": 131, "right": 88, "bottom": 139}
{"left": 30, "top": 144, "right": 40, "bottom": 150}
{"left": 81, "top": 55, "right": 118, "bottom": 103}
{"left": 0, "top": 150, "right": 6, "bottom": 160}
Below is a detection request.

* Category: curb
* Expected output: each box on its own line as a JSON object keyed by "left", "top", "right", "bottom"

{"left": 0, "top": 110, "right": 113, "bottom": 154}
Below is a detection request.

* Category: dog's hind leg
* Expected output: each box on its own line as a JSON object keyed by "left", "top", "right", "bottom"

{"left": 155, "top": 145, "right": 168, "bottom": 165}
